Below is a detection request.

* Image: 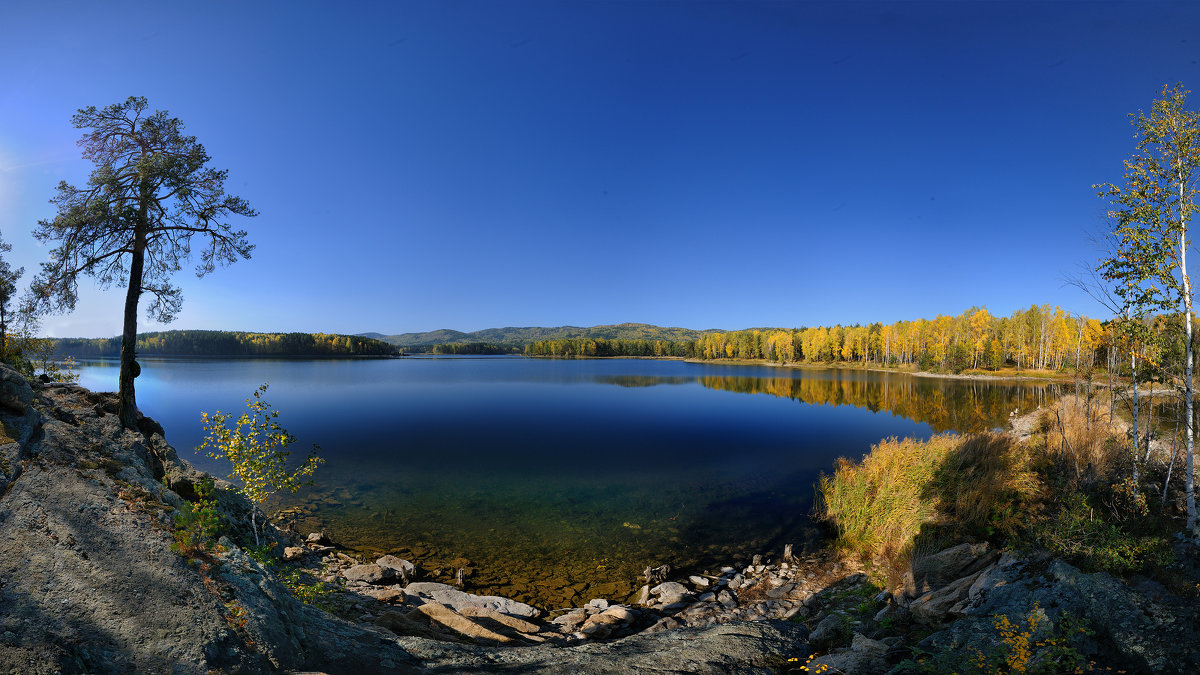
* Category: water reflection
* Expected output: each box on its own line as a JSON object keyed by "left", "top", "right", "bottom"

{"left": 589, "top": 369, "right": 1059, "bottom": 433}
{"left": 71, "top": 357, "right": 1061, "bottom": 610}
{"left": 695, "top": 372, "right": 1059, "bottom": 432}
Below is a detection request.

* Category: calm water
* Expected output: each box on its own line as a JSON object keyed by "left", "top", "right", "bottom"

{"left": 73, "top": 356, "right": 1059, "bottom": 609}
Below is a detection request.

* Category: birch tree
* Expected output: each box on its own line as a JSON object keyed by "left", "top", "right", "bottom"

{"left": 1097, "top": 84, "right": 1200, "bottom": 532}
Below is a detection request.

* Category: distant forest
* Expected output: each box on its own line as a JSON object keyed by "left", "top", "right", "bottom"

{"left": 523, "top": 305, "right": 1149, "bottom": 375}
{"left": 53, "top": 330, "right": 398, "bottom": 358}
{"left": 364, "top": 322, "right": 719, "bottom": 349}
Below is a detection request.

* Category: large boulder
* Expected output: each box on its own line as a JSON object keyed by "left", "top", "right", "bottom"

{"left": 0, "top": 365, "right": 32, "bottom": 414}
{"left": 377, "top": 555, "right": 416, "bottom": 583}
{"left": 649, "top": 581, "right": 692, "bottom": 607}
{"left": 907, "top": 542, "right": 998, "bottom": 598}
{"left": 806, "top": 633, "right": 889, "bottom": 675}
{"left": 404, "top": 582, "right": 541, "bottom": 619}
{"left": 345, "top": 563, "right": 390, "bottom": 585}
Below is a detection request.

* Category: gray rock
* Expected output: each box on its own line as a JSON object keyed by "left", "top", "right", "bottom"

{"left": 967, "top": 552, "right": 1021, "bottom": 604}
{"left": 586, "top": 598, "right": 609, "bottom": 612}
{"left": 908, "top": 542, "right": 997, "bottom": 597}
{"left": 808, "top": 612, "right": 849, "bottom": 650}
{"left": 306, "top": 531, "right": 332, "bottom": 546}
{"left": 599, "top": 605, "right": 637, "bottom": 622}
{"left": 345, "top": 563, "right": 390, "bottom": 584}
{"left": 918, "top": 557, "right": 1200, "bottom": 674}
{"left": 404, "top": 582, "right": 540, "bottom": 619}
{"left": 645, "top": 617, "right": 681, "bottom": 633}
{"left": 766, "top": 583, "right": 795, "bottom": 599}
{"left": 550, "top": 608, "right": 587, "bottom": 630}
{"left": 717, "top": 590, "right": 737, "bottom": 609}
{"left": 807, "top": 632, "right": 889, "bottom": 675}
{"left": 851, "top": 632, "right": 887, "bottom": 654}
{"left": 643, "top": 563, "right": 671, "bottom": 585}
{"left": 0, "top": 365, "right": 33, "bottom": 413}
{"left": 910, "top": 568, "right": 987, "bottom": 625}
{"left": 376, "top": 555, "right": 416, "bottom": 583}
{"left": 650, "top": 581, "right": 692, "bottom": 606}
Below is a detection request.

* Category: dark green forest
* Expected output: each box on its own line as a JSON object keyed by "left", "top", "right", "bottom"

{"left": 366, "top": 322, "right": 720, "bottom": 349}
{"left": 53, "top": 330, "right": 398, "bottom": 358}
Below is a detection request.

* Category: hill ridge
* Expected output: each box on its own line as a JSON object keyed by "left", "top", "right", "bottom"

{"left": 363, "top": 323, "right": 729, "bottom": 348}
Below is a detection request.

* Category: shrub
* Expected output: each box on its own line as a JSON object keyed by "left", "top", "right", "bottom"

{"left": 1033, "top": 492, "right": 1173, "bottom": 575}
{"left": 903, "top": 603, "right": 1092, "bottom": 674}
{"left": 171, "top": 477, "right": 224, "bottom": 562}
{"left": 199, "top": 383, "right": 323, "bottom": 546}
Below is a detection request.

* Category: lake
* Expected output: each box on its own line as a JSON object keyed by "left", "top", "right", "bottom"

{"left": 73, "top": 356, "right": 1060, "bottom": 609}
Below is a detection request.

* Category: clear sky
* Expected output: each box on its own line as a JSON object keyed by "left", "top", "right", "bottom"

{"left": 1, "top": 1, "right": 1198, "bottom": 337}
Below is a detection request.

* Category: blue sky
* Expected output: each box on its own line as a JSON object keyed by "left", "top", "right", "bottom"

{"left": 1, "top": 1, "right": 1198, "bottom": 337}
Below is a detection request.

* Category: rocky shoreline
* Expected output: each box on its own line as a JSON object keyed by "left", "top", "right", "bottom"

{"left": 2, "top": 365, "right": 1199, "bottom": 673}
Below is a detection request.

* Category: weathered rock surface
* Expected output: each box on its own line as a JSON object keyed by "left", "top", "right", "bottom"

{"left": 0, "top": 366, "right": 422, "bottom": 674}
{"left": 905, "top": 547, "right": 1200, "bottom": 674}
{"left": 397, "top": 621, "right": 808, "bottom": 674}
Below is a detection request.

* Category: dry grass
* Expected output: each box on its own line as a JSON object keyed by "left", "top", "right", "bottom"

{"left": 935, "top": 433, "right": 1041, "bottom": 530}
{"left": 818, "top": 432, "right": 1041, "bottom": 583}
{"left": 1041, "top": 394, "right": 1124, "bottom": 484}
{"left": 817, "top": 435, "right": 957, "bottom": 572}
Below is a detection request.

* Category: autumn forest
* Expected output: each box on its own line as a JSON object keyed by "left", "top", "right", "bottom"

{"left": 524, "top": 304, "right": 1158, "bottom": 378}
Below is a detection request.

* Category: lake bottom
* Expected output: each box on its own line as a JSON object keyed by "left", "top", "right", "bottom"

{"left": 275, "top": 465, "right": 824, "bottom": 610}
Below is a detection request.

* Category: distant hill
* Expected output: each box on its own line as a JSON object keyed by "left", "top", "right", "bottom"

{"left": 365, "top": 323, "right": 724, "bottom": 349}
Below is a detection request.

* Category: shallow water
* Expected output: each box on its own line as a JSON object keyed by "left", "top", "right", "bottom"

{"left": 73, "top": 356, "right": 1059, "bottom": 609}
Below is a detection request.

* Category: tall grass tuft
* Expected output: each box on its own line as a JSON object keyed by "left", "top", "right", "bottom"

{"left": 817, "top": 434, "right": 958, "bottom": 572}
{"left": 933, "top": 433, "right": 1042, "bottom": 539}
{"left": 818, "top": 432, "right": 1040, "bottom": 580}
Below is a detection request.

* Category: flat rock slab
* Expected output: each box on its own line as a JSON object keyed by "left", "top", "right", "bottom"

{"left": 396, "top": 620, "right": 809, "bottom": 674}
{"left": 404, "top": 582, "right": 540, "bottom": 619}
{"left": 458, "top": 606, "right": 541, "bottom": 634}
{"left": 414, "top": 603, "right": 515, "bottom": 645}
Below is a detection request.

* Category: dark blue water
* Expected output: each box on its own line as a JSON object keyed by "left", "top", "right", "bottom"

{"left": 73, "top": 356, "right": 1057, "bottom": 608}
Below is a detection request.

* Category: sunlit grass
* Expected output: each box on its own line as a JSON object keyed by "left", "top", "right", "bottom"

{"left": 817, "top": 432, "right": 1040, "bottom": 581}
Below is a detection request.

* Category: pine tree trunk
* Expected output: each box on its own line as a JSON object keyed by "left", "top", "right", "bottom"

{"left": 118, "top": 223, "right": 146, "bottom": 431}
